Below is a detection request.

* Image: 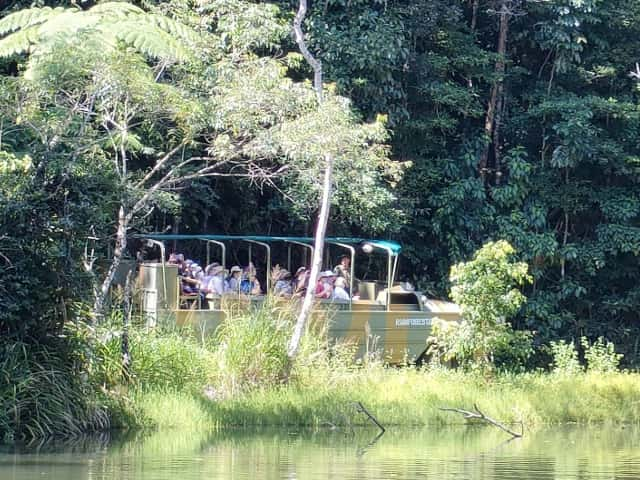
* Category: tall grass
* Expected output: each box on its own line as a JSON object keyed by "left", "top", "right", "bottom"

{"left": 132, "top": 368, "right": 640, "bottom": 430}
{"left": 0, "top": 339, "right": 109, "bottom": 444}
{"left": 212, "top": 297, "right": 295, "bottom": 396}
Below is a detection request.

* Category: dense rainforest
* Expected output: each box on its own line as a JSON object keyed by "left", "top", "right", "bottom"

{"left": 1, "top": 0, "right": 639, "bottom": 362}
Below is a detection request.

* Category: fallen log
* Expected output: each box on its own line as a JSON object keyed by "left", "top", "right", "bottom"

{"left": 439, "top": 403, "right": 523, "bottom": 438}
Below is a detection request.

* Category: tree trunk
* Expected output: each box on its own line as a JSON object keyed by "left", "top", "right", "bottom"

{"left": 122, "top": 269, "right": 134, "bottom": 380}
{"left": 479, "top": 1, "right": 509, "bottom": 179}
{"left": 493, "top": 85, "right": 505, "bottom": 184}
{"left": 471, "top": 0, "right": 480, "bottom": 31}
{"left": 288, "top": 153, "right": 334, "bottom": 360}
{"left": 288, "top": 0, "right": 331, "bottom": 362}
{"left": 293, "top": 0, "right": 323, "bottom": 103}
{"left": 93, "top": 205, "right": 128, "bottom": 322}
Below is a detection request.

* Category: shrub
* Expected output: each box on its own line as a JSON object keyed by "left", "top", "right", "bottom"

{"left": 581, "top": 336, "right": 623, "bottom": 373}
{"left": 93, "top": 320, "right": 213, "bottom": 393}
{"left": 429, "top": 240, "right": 533, "bottom": 370}
{"left": 549, "top": 340, "right": 583, "bottom": 375}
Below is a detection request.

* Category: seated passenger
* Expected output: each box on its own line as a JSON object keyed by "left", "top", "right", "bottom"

{"left": 241, "top": 270, "right": 262, "bottom": 295}
{"left": 315, "top": 271, "right": 335, "bottom": 299}
{"left": 333, "top": 254, "right": 351, "bottom": 289}
{"left": 332, "top": 277, "right": 350, "bottom": 301}
{"left": 180, "top": 262, "right": 200, "bottom": 293}
{"left": 274, "top": 269, "right": 293, "bottom": 297}
{"left": 169, "top": 253, "right": 186, "bottom": 274}
{"left": 200, "top": 263, "right": 220, "bottom": 294}
{"left": 205, "top": 265, "right": 226, "bottom": 296}
{"left": 226, "top": 266, "right": 243, "bottom": 294}
{"left": 292, "top": 267, "right": 308, "bottom": 298}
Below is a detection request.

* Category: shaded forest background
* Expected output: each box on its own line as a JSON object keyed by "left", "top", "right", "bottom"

{"left": 2, "top": 0, "right": 639, "bottom": 364}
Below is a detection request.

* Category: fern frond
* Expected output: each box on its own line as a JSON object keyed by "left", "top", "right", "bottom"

{"left": 37, "top": 11, "right": 100, "bottom": 38}
{"left": 108, "top": 21, "right": 193, "bottom": 62}
{"left": 0, "top": 6, "right": 67, "bottom": 36}
{"left": 0, "top": 24, "right": 40, "bottom": 57}
{"left": 142, "top": 13, "right": 200, "bottom": 44}
{"left": 88, "top": 2, "right": 145, "bottom": 18}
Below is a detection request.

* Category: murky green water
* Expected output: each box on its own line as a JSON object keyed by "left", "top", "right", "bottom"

{"left": 1, "top": 426, "right": 638, "bottom": 479}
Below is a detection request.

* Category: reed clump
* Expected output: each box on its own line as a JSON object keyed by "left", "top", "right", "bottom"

{"left": 0, "top": 336, "right": 109, "bottom": 444}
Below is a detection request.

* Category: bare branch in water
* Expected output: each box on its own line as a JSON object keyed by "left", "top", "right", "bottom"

{"left": 440, "top": 403, "right": 523, "bottom": 438}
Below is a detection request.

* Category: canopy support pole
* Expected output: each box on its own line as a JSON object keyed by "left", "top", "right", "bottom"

{"left": 203, "top": 239, "right": 226, "bottom": 268}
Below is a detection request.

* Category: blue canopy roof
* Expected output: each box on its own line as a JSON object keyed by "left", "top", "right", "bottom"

{"left": 134, "top": 234, "right": 402, "bottom": 256}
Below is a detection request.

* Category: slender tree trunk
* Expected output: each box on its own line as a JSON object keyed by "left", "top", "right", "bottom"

{"left": 293, "top": 0, "right": 323, "bottom": 103}
{"left": 471, "top": 0, "right": 480, "bottom": 31}
{"left": 493, "top": 86, "right": 505, "bottom": 184}
{"left": 467, "top": 0, "right": 481, "bottom": 89}
{"left": 479, "top": 1, "right": 509, "bottom": 178}
{"left": 288, "top": 153, "right": 334, "bottom": 360}
{"left": 288, "top": 0, "right": 331, "bottom": 362}
{"left": 122, "top": 270, "right": 134, "bottom": 380}
{"left": 93, "top": 205, "right": 128, "bottom": 322}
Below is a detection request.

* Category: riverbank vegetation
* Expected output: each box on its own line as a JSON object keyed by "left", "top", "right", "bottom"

{"left": 98, "top": 310, "right": 640, "bottom": 431}
{"left": 85, "top": 300, "right": 640, "bottom": 433}
{"left": 2, "top": 0, "right": 640, "bottom": 443}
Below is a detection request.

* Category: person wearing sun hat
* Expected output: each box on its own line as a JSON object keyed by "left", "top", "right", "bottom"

{"left": 226, "top": 265, "right": 243, "bottom": 293}
{"left": 332, "top": 276, "right": 350, "bottom": 301}
{"left": 274, "top": 268, "right": 293, "bottom": 297}
{"left": 315, "top": 270, "right": 335, "bottom": 299}
{"left": 292, "top": 266, "right": 309, "bottom": 297}
{"left": 205, "top": 264, "right": 226, "bottom": 296}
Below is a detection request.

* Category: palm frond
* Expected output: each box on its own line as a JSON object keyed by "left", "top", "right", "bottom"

{"left": 36, "top": 11, "right": 101, "bottom": 39}
{"left": 0, "top": 6, "right": 67, "bottom": 36}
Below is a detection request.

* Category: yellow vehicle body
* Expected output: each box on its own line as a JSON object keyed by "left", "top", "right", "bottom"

{"left": 140, "top": 263, "right": 461, "bottom": 364}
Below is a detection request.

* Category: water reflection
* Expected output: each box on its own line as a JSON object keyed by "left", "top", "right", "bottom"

{"left": 1, "top": 426, "right": 639, "bottom": 479}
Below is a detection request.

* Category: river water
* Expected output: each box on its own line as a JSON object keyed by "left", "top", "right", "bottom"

{"left": 1, "top": 426, "right": 638, "bottom": 479}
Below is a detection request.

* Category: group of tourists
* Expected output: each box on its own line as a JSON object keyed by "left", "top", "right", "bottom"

{"left": 271, "top": 254, "right": 352, "bottom": 301}
{"left": 168, "top": 252, "right": 354, "bottom": 307}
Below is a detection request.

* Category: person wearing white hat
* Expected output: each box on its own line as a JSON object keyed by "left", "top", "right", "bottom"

{"left": 315, "top": 270, "right": 336, "bottom": 299}
{"left": 332, "top": 276, "right": 350, "bottom": 301}
{"left": 226, "top": 265, "right": 243, "bottom": 293}
{"left": 205, "top": 265, "right": 226, "bottom": 296}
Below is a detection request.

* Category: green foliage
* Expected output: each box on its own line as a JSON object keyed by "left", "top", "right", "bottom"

{"left": 213, "top": 298, "right": 294, "bottom": 395}
{"left": 429, "top": 241, "right": 532, "bottom": 369}
{"left": 93, "top": 322, "right": 213, "bottom": 393}
{"left": 549, "top": 340, "right": 583, "bottom": 375}
{"left": 0, "top": 336, "right": 109, "bottom": 443}
{"left": 198, "top": 0, "right": 289, "bottom": 55}
{"left": 581, "top": 336, "right": 623, "bottom": 373}
{"left": 0, "top": 2, "right": 196, "bottom": 71}
{"left": 132, "top": 368, "right": 640, "bottom": 429}
{"left": 450, "top": 240, "right": 532, "bottom": 326}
